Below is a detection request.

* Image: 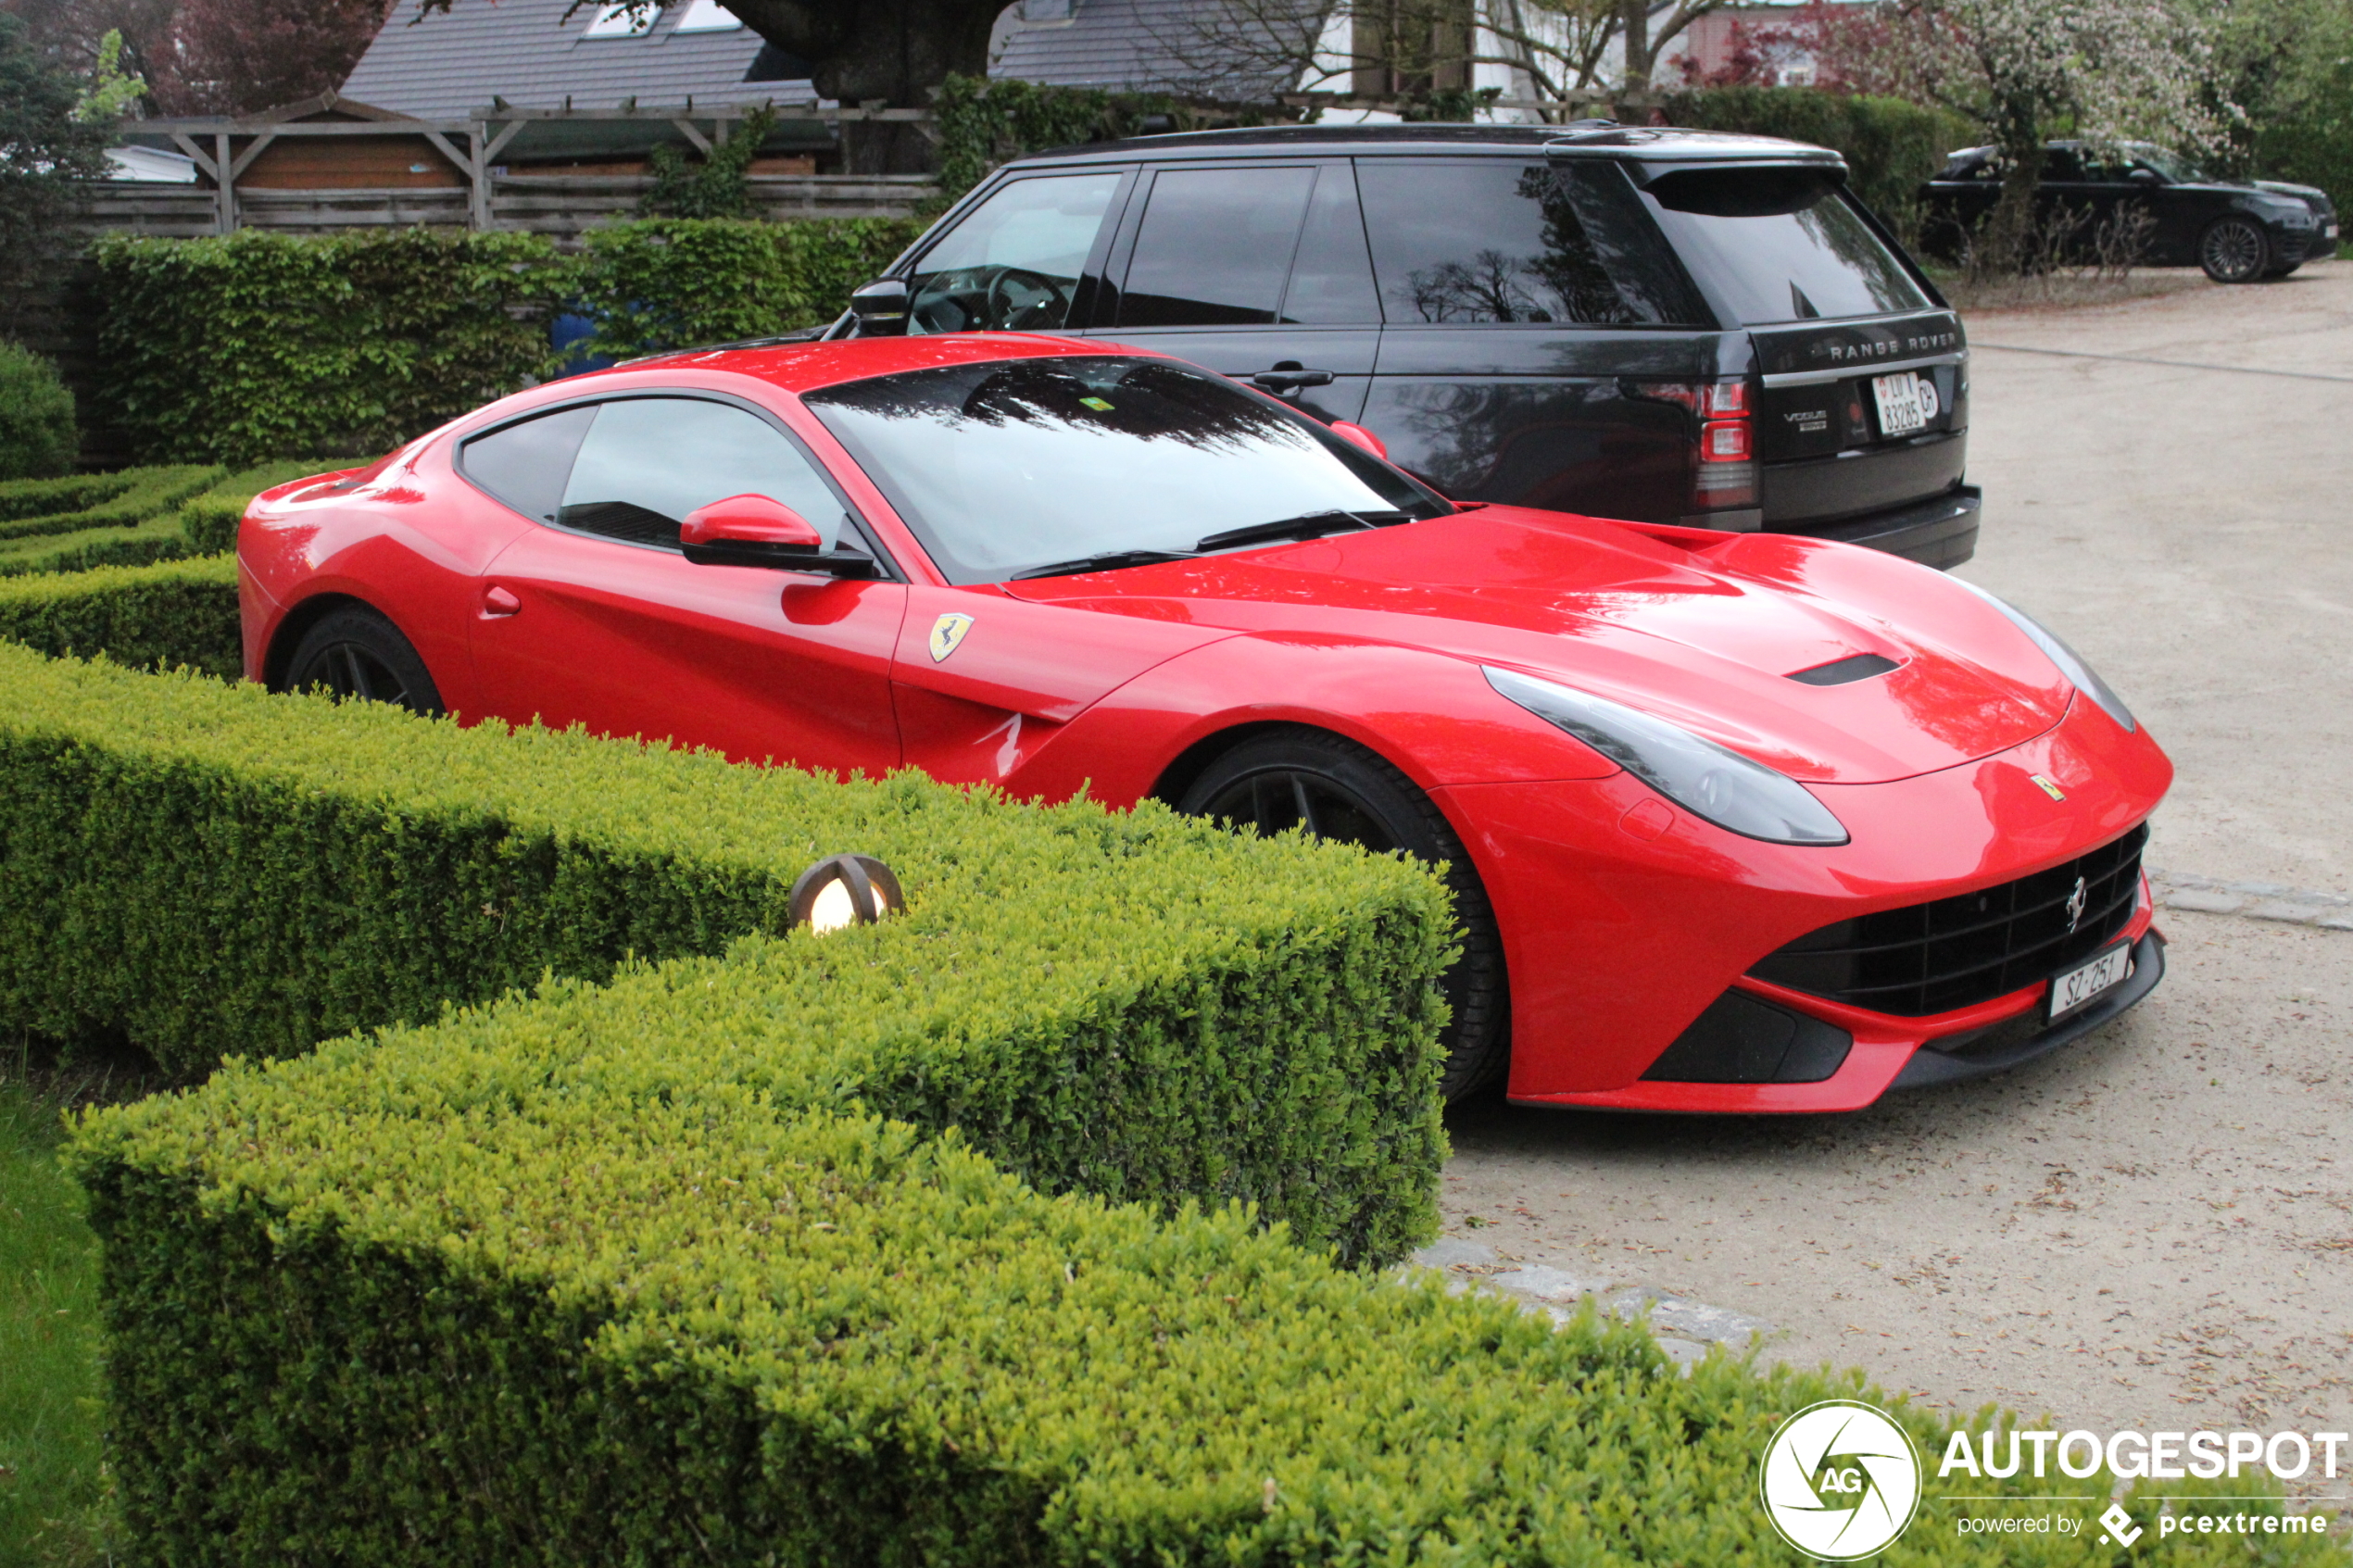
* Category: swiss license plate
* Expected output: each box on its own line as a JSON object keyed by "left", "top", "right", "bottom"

{"left": 1871, "top": 370, "right": 1935, "bottom": 436}
{"left": 2047, "top": 943, "right": 2132, "bottom": 1022}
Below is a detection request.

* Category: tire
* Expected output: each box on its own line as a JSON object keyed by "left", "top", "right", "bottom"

{"left": 1176, "top": 728, "right": 1508, "bottom": 1102}
{"left": 280, "top": 606, "right": 445, "bottom": 716}
{"left": 2199, "top": 217, "right": 2270, "bottom": 283}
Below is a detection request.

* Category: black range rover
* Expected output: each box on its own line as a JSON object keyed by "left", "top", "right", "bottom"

{"left": 837, "top": 124, "right": 1982, "bottom": 569}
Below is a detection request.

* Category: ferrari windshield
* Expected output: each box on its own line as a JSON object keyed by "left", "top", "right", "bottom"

{"left": 803, "top": 356, "right": 1449, "bottom": 583}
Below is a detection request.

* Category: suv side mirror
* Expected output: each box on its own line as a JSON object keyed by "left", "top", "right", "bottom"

{"left": 1328, "top": 420, "right": 1389, "bottom": 460}
{"left": 848, "top": 277, "right": 911, "bottom": 336}
{"left": 681, "top": 495, "right": 876, "bottom": 577}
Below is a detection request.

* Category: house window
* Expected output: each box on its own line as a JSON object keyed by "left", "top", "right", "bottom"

{"left": 583, "top": 5, "right": 655, "bottom": 39}
{"left": 673, "top": 0, "right": 744, "bottom": 32}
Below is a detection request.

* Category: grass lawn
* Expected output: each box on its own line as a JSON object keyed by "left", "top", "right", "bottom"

{"left": 0, "top": 1073, "right": 113, "bottom": 1566}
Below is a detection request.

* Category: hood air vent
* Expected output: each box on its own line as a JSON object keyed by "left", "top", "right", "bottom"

{"left": 1787, "top": 653, "right": 1901, "bottom": 686}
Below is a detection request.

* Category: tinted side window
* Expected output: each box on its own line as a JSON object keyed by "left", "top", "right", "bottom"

{"left": 559, "top": 398, "right": 846, "bottom": 550}
{"left": 2042, "top": 148, "right": 2086, "bottom": 182}
{"left": 1118, "top": 167, "right": 1316, "bottom": 327}
{"left": 1357, "top": 160, "right": 1705, "bottom": 326}
{"left": 909, "top": 173, "right": 1123, "bottom": 333}
{"left": 460, "top": 404, "right": 598, "bottom": 521}
{"left": 1282, "top": 163, "right": 1381, "bottom": 324}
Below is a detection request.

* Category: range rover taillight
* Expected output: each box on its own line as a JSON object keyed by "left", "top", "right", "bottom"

{"left": 1629, "top": 378, "right": 1757, "bottom": 512}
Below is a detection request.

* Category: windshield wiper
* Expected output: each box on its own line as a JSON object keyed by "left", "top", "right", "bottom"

{"left": 1011, "top": 548, "right": 1198, "bottom": 581}
{"left": 1193, "top": 509, "right": 1409, "bottom": 554}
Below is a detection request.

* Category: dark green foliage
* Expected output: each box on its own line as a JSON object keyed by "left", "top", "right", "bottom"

{"left": 1658, "top": 87, "right": 1976, "bottom": 242}
{"left": 69, "top": 1015, "right": 2331, "bottom": 1564}
{"left": 2256, "top": 60, "right": 2353, "bottom": 219}
{"left": 177, "top": 459, "right": 344, "bottom": 554}
{"left": 0, "top": 341, "right": 74, "bottom": 479}
{"left": 0, "top": 555, "right": 241, "bottom": 675}
{"left": 571, "top": 216, "right": 921, "bottom": 359}
{"left": 0, "top": 15, "right": 111, "bottom": 331}
{"left": 642, "top": 107, "right": 779, "bottom": 219}
{"left": 1, "top": 644, "right": 1453, "bottom": 1262}
{"left": 935, "top": 73, "right": 1178, "bottom": 199}
{"left": 86, "top": 230, "right": 570, "bottom": 466}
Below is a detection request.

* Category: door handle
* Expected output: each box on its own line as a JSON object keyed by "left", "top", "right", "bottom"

{"left": 481, "top": 584, "right": 522, "bottom": 618}
{"left": 1251, "top": 366, "right": 1336, "bottom": 393}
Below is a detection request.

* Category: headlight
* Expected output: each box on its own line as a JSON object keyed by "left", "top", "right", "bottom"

{"left": 1949, "top": 579, "right": 2135, "bottom": 732}
{"left": 1483, "top": 666, "right": 1848, "bottom": 846}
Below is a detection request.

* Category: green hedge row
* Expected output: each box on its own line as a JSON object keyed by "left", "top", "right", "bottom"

{"left": 70, "top": 974, "right": 2331, "bottom": 1562}
{"left": 85, "top": 220, "right": 919, "bottom": 466}
{"left": 1658, "top": 87, "right": 1976, "bottom": 242}
{"left": 0, "top": 554, "right": 240, "bottom": 676}
{"left": 573, "top": 217, "right": 919, "bottom": 362}
{"left": 0, "top": 459, "right": 335, "bottom": 577}
{"left": 2, "top": 644, "right": 1453, "bottom": 1264}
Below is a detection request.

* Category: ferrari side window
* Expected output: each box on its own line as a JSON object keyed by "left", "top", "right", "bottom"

{"left": 558, "top": 397, "right": 845, "bottom": 551}
{"left": 907, "top": 172, "right": 1123, "bottom": 334}
{"left": 459, "top": 404, "right": 598, "bottom": 523}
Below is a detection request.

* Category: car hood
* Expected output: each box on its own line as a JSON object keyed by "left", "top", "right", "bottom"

{"left": 1005, "top": 508, "right": 2076, "bottom": 784}
{"left": 2253, "top": 179, "right": 2332, "bottom": 211}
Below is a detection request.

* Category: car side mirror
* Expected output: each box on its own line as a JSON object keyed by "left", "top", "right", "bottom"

{"left": 1328, "top": 420, "right": 1389, "bottom": 460}
{"left": 848, "top": 277, "right": 910, "bottom": 337}
{"left": 681, "top": 495, "right": 876, "bottom": 578}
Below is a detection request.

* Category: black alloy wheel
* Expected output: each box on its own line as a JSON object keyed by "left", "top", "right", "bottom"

{"left": 2199, "top": 217, "right": 2271, "bottom": 283}
{"left": 1177, "top": 728, "right": 1509, "bottom": 1102}
{"left": 281, "top": 606, "right": 446, "bottom": 717}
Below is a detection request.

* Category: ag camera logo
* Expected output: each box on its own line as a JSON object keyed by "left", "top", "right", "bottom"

{"left": 1761, "top": 1399, "right": 1923, "bottom": 1560}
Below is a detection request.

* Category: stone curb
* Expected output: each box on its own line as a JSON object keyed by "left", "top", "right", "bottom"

{"left": 2150, "top": 871, "right": 2353, "bottom": 931}
{"left": 1406, "top": 1238, "right": 1775, "bottom": 1373}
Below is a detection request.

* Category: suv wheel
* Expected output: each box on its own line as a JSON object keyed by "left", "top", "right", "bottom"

{"left": 2199, "top": 217, "right": 2270, "bottom": 283}
{"left": 1177, "top": 728, "right": 1508, "bottom": 1102}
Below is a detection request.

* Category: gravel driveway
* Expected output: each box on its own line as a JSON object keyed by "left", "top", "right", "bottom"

{"left": 1435, "top": 259, "right": 2353, "bottom": 1454}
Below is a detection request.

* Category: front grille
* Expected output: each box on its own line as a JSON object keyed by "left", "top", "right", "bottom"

{"left": 1748, "top": 823, "right": 2147, "bottom": 1017}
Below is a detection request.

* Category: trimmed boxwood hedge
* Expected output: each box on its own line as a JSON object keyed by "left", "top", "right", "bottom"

{"left": 0, "top": 553, "right": 241, "bottom": 676}
{"left": 3, "top": 643, "right": 1453, "bottom": 1266}
{"left": 70, "top": 1022, "right": 2332, "bottom": 1563}
{"left": 0, "top": 462, "right": 219, "bottom": 546}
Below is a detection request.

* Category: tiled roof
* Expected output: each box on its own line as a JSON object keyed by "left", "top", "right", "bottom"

{"left": 339, "top": 0, "right": 816, "bottom": 119}
{"left": 992, "top": 0, "right": 1325, "bottom": 100}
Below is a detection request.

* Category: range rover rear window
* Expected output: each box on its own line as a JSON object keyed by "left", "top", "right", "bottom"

{"left": 1642, "top": 166, "right": 1930, "bottom": 326}
{"left": 1357, "top": 159, "right": 1710, "bottom": 328}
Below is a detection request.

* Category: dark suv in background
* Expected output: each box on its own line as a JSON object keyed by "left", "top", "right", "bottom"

{"left": 1923, "top": 141, "right": 2337, "bottom": 283}
{"left": 837, "top": 125, "right": 1982, "bottom": 568}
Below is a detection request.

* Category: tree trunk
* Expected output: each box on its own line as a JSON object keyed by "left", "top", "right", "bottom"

{"left": 721, "top": 0, "right": 1000, "bottom": 172}
{"left": 1618, "top": 0, "right": 1651, "bottom": 94}
{"left": 1977, "top": 95, "right": 2045, "bottom": 279}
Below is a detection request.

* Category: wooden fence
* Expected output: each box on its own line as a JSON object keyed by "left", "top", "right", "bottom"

{"left": 78, "top": 171, "right": 937, "bottom": 243}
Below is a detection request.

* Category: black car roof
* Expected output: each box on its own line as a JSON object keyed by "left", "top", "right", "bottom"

{"left": 1004, "top": 122, "right": 1845, "bottom": 170}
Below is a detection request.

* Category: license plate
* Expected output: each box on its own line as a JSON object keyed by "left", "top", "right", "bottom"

{"left": 1871, "top": 370, "right": 1935, "bottom": 436}
{"left": 2328, "top": 222, "right": 2341, "bottom": 240}
{"left": 2046, "top": 943, "right": 2132, "bottom": 1022}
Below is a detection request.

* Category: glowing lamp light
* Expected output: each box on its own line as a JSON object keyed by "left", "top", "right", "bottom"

{"left": 789, "top": 854, "right": 905, "bottom": 934}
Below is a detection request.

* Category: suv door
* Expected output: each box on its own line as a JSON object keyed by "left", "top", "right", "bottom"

{"left": 904, "top": 169, "right": 1130, "bottom": 334}
{"left": 1086, "top": 160, "right": 1380, "bottom": 423}
{"left": 462, "top": 394, "right": 905, "bottom": 778}
{"left": 1354, "top": 157, "right": 1718, "bottom": 521}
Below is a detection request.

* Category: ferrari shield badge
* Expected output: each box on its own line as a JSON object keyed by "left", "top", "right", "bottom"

{"left": 2031, "top": 773, "right": 2067, "bottom": 801}
{"left": 928, "top": 612, "right": 975, "bottom": 663}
